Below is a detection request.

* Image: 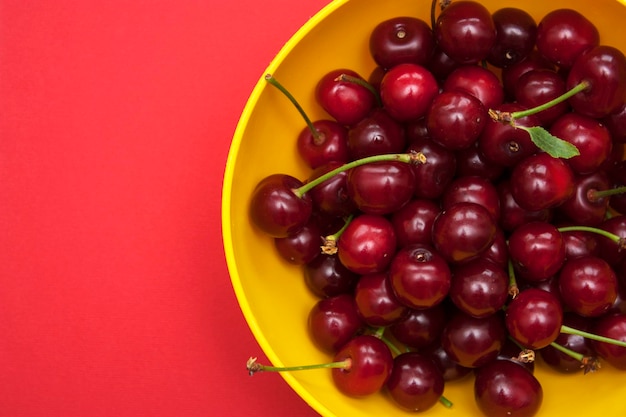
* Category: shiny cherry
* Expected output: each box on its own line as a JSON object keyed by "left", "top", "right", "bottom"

{"left": 449, "top": 258, "right": 509, "bottom": 318}
{"left": 390, "top": 198, "right": 440, "bottom": 248}
{"left": 406, "top": 137, "right": 457, "bottom": 200}
{"left": 303, "top": 253, "right": 359, "bottom": 298}
{"left": 590, "top": 313, "right": 626, "bottom": 370}
{"left": 389, "top": 304, "right": 447, "bottom": 349}
{"left": 307, "top": 293, "right": 365, "bottom": 353}
{"left": 386, "top": 352, "right": 444, "bottom": 412}
{"left": 379, "top": 63, "right": 439, "bottom": 122}
{"left": 315, "top": 68, "right": 376, "bottom": 126}
{"left": 369, "top": 16, "right": 434, "bottom": 70}
{"left": 442, "top": 65, "right": 504, "bottom": 110}
{"left": 354, "top": 272, "right": 408, "bottom": 327}
{"left": 505, "top": 288, "right": 563, "bottom": 350}
{"left": 487, "top": 7, "right": 537, "bottom": 68}
{"left": 337, "top": 214, "right": 397, "bottom": 274}
{"left": 347, "top": 108, "right": 406, "bottom": 160}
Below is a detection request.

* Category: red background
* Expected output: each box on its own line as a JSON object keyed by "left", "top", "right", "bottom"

{"left": 0, "top": 1, "right": 330, "bottom": 416}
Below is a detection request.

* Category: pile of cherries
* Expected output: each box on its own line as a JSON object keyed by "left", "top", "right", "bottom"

{"left": 247, "top": 1, "right": 626, "bottom": 415}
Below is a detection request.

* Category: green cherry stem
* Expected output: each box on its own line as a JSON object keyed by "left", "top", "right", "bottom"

{"left": 588, "top": 185, "right": 626, "bottom": 201}
{"left": 292, "top": 152, "right": 427, "bottom": 199}
{"left": 561, "top": 325, "right": 626, "bottom": 348}
{"left": 246, "top": 356, "right": 350, "bottom": 376}
{"left": 321, "top": 215, "right": 354, "bottom": 255}
{"left": 507, "top": 259, "right": 519, "bottom": 299}
{"left": 265, "top": 73, "right": 322, "bottom": 141}
{"left": 557, "top": 225, "right": 626, "bottom": 250}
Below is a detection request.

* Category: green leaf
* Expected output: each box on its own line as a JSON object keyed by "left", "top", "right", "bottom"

{"left": 520, "top": 125, "right": 580, "bottom": 159}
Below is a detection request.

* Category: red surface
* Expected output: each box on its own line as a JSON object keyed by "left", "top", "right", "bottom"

{"left": 0, "top": 1, "right": 330, "bottom": 416}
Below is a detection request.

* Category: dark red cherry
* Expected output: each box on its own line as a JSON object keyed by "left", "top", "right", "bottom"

{"left": 602, "top": 102, "right": 626, "bottom": 144}
{"left": 347, "top": 161, "right": 416, "bottom": 215}
{"left": 274, "top": 219, "right": 322, "bottom": 265}
{"left": 597, "top": 215, "right": 626, "bottom": 266}
{"left": 590, "top": 313, "right": 626, "bottom": 370}
{"left": 449, "top": 258, "right": 509, "bottom": 318}
{"left": 507, "top": 221, "right": 566, "bottom": 283}
{"left": 427, "top": 45, "right": 461, "bottom": 82}
{"left": 303, "top": 254, "right": 359, "bottom": 298}
{"left": 249, "top": 174, "right": 312, "bottom": 238}
{"left": 307, "top": 161, "right": 357, "bottom": 218}
{"left": 307, "top": 294, "right": 365, "bottom": 353}
{"left": 535, "top": 8, "right": 599, "bottom": 70}
{"left": 390, "top": 198, "right": 440, "bottom": 248}
{"left": 332, "top": 334, "right": 394, "bottom": 397}
{"left": 423, "top": 343, "right": 473, "bottom": 382}
{"left": 379, "top": 63, "right": 439, "bottom": 122}
{"left": 454, "top": 144, "right": 505, "bottom": 181}
{"left": 432, "top": 202, "right": 497, "bottom": 264}
{"left": 354, "top": 272, "right": 409, "bottom": 327}
{"left": 316, "top": 68, "right": 376, "bottom": 126}
{"left": 496, "top": 179, "right": 552, "bottom": 233}
{"left": 505, "top": 288, "right": 563, "bottom": 350}
{"left": 347, "top": 108, "right": 406, "bottom": 160}
{"left": 337, "top": 214, "right": 397, "bottom": 275}
{"left": 514, "top": 69, "right": 568, "bottom": 127}
{"left": 560, "top": 227, "right": 600, "bottom": 260}
{"left": 442, "top": 65, "right": 504, "bottom": 110}
{"left": 487, "top": 7, "right": 537, "bottom": 68}
{"left": 557, "top": 171, "right": 611, "bottom": 226}
{"left": 566, "top": 45, "right": 626, "bottom": 118}
{"left": 509, "top": 152, "right": 575, "bottom": 212}
{"left": 474, "top": 360, "right": 543, "bottom": 417}
{"left": 434, "top": 0, "right": 496, "bottom": 64}
{"left": 501, "top": 49, "right": 555, "bottom": 99}
{"left": 406, "top": 137, "right": 457, "bottom": 200}
{"left": 559, "top": 255, "right": 618, "bottom": 317}
{"left": 441, "top": 175, "right": 500, "bottom": 222}
{"left": 386, "top": 352, "right": 444, "bottom": 412}
{"left": 389, "top": 244, "right": 452, "bottom": 310}
{"left": 440, "top": 311, "right": 506, "bottom": 368}
{"left": 297, "top": 119, "right": 349, "bottom": 169}
{"left": 426, "top": 90, "right": 487, "bottom": 151}
{"left": 389, "top": 304, "right": 447, "bottom": 349}
{"left": 539, "top": 313, "right": 594, "bottom": 373}
{"left": 369, "top": 16, "right": 434, "bottom": 70}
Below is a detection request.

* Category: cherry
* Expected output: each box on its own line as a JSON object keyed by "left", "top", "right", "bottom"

{"left": 596, "top": 215, "right": 626, "bottom": 266}
{"left": 431, "top": 202, "right": 497, "bottom": 264}
{"left": 249, "top": 173, "right": 313, "bottom": 238}
{"left": 385, "top": 352, "right": 445, "bottom": 412}
{"left": 549, "top": 112, "right": 613, "bottom": 175}
{"left": 449, "top": 258, "right": 509, "bottom": 318}
{"left": 441, "top": 175, "right": 501, "bottom": 222}
{"left": 496, "top": 338, "right": 535, "bottom": 373}
{"left": 307, "top": 161, "right": 357, "bottom": 218}
{"left": 354, "top": 272, "right": 409, "bottom": 327}
{"left": 478, "top": 227, "right": 509, "bottom": 269}
{"left": 423, "top": 342, "right": 473, "bottom": 382}
{"left": 303, "top": 253, "right": 359, "bottom": 298}
{"left": 558, "top": 255, "right": 618, "bottom": 317}
{"left": 440, "top": 310, "right": 506, "bottom": 368}
{"left": 536, "top": 8, "right": 599, "bottom": 69}
{"left": 307, "top": 293, "right": 365, "bottom": 353}
{"left": 390, "top": 198, "right": 440, "bottom": 248}
{"left": 346, "top": 161, "right": 415, "bottom": 215}
{"left": 501, "top": 49, "right": 555, "bottom": 99}
{"left": 337, "top": 214, "right": 397, "bottom": 275}
{"left": 505, "top": 288, "right": 563, "bottom": 350}
{"left": 347, "top": 107, "right": 406, "bottom": 160}
{"left": 487, "top": 7, "right": 537, "bottom": 68}
{"left": 442, "top": 65, "right": 504, "bottom": 110}
{"left": 539, "top": 313, "right": 595, "bottom": 374}
{"left": 602, "top": 101, "right": 626, "bottom": 143}
{"left": 273, "top": 218, "right": 322, "bottom": 265}
{"left": 496, "top": 179, "right": 552, "bottom": 233}
{"left": 454, "top": 144, "right": 505, "bottom": 181}
{"left": 557, "top": 171, "right": 611, "bottom": 226}
{"left": 379, "top": 63, "right": 439, "bottom": 122}
{"left": 331, "top": 335, "right": 394, "bottom": 397}
{"left": 369, "top": 16, "right": 434, "bottom": 70}
{"left": 426, "top": 90, "right": 487, "bottom": 151}
{"left": 474, "top": 359, "right": 543, "bottom": 417}
{"left": 315, "top": 68, "right": 377, "bottom": 126}
{"left": 509, "top": 152, "right": 575, "bottom": 212}
{"left": 513, "top": 68, "right": 568, "bottom": 127}
{"left": 434, "top": 0, "right": 496, "bottom": 64}
{"left": 388, "top": 244, "right": 452, "bottom": 310}
{"left": 560, "top": 226, "right": 600, "bottom": 260}
{"left": 566, "top": 45, "right": 626, "bottom": 118}
{"left": 296, "top": 119, "right": 350, "bottom": 169}
{"left": 507, "top": 221, "right": 566, "bottom": 283}
{"left": 406, "top": 137, "right": 457, "bottom": 200}
{"left": 427, "top": 44, "right": 461, "bottom": 82}
{"left": 389, "top": 304, "right": 447, "bottom": 349}
{"left": 590, "top": 312, "right": 626, "bottom": 369}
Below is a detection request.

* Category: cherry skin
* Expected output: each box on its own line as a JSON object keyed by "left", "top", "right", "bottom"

{"left": 390, "top": 198, "right": 440, "bottom": 248}
{"left": 354, "top": 272, "right": 409, "bottom": 327}
{"left": 507, "top": 221, "right": 566, "bottom": 283}
{"left": 560, "top": 227, "right": 600, "bottom": 260}
{"left": 449, "top": 258, "right": 509, "bottom": 318}
{"left": 423, "top": 343, "right": 472, "bottom": 382}
{"left": 441, "top": 175, "right": 501, "bottom": 222}
{"left": 535, "top": 8, "right": 599, "bottom": 69}
{"left": 487, "top": 7, "right": 537, "bottom": 68}
{"left": 273, "top": 218, "right": 322, "bottom": 265}
{"left": 386, "top": 352, "right": 444, "bottom": 412}
{"left": 501, "top": 49, "right": 555, "bottom": 99}
{"left": 496, "top": 179, "right": 552, "bottom": 233}
{"left": 332, "top": 334, "right": 394, "bottom": 397}
{"left": 379, "top": 63, "right": 439, "bottom": 122}
{"left": 389, "top": 304, "right": 447, "bottom": 349}
{"left": 315, "top": 68, "right": 376, "bottom": 126}
{"left": 603, "top": 101, "right": 626, "bottom": 144}
{"left": 505, "top": 288, "right": 563, "bottom": 350}
{"left": 307, "top": 161, "right": 357, "bottom": 218}
{"left": 513, "top": 69, "right": 568, "bottom": 127}
{"left": 474, "top": 359, "right": 543, "bottom": 417}
{"left": 346, "top": 161, "right": 415, "bottom": 215}
{"left": 297, "top": 119, "right": 349, "bottom": 169}
{"left": 389, "top": 244, "right": 452, "bottom": 310}
{"left": 590, "top": 312, "right": 626, "bottom": 370}
{"left": 431, "top": 202, "right": 497, "bottom": 264}
{"left": 454, "top": 144, "right": 505, "bottom": 181}
{"left": 426, "top": 90, "right": 487, "bottom": 151}
{"left": 369, "top": 16, "right": 434, "bottom": 70}
{"left": 558, "top": 255, "right": 618, "bottom": 318}
{"left": 539, "top": 313, "right": 594, "bottom": 373}
{"left": 347, "top": 108, "right": 406, "bottom": 160}
{"left": 440, "top": 311, "right": 506, "bottom": 368}
{"left": 557, "top": 171, "right": 611, "bottom": 226}
{"left": 566, "top": 45, "right": 626, "bottom": 118}
{"left": 597, "top": 215, "right": 626, "bottom": 266}
{"left": 337, "top": 214, "right": 397, "bottom": 275}
{"left": 249, "top": 174, "right": 312, "bottom": 238}
{"left": 509, "top": 152, "right": 575, "bottom": 212}
{"left": 549, "top": 112, "right": 613, "bottom": 175}
{"left": 406, "top": 137, "right": 457, "bottom": 200}
{"left": 307, "top": 293, "right": 365, "bottom": 353}
{"left": 434, "top": 0, "right": 496, "bottom": 64}
{"left": 303, "top": 253, "right": 359, "bottom": 298}
{"left": 442, "top": 65, "right": 504, "bottom": 110}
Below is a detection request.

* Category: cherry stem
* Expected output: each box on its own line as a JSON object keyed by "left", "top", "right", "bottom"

{"left": 557, "top": 225, "right": 626, "bottom": 250}
{"left": 293, "top": 152, "right": 427, "bottom": 198}
{"left": 507, "top": 259, "right": 519, "bottom": 299}
{"left": 588, "top": 185, "right": 626, "bottom": 201}
{"left": 321, "top": 215, "right": 354, "bottom": 255}
{"left": 561, "top": 325, "right": 626, "bottom": 348}
{"left": 439, "top": 395, "right": 453, "bottom": 409}
{"left": 246, "top": 356, "right": 350, "bottom": 376}
{"left": 548, "top": 341, "right": 600, "bottom": 374}
{"left": 265, "top": 74, "right": 321, "bottom": 140}
{"left": 489, "top": 81, "right": 590, "bottom": 125}
{"left": 335, "top": 73, "right": 382, "bottom": 107}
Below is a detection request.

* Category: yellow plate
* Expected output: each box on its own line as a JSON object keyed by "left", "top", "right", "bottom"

{"left": 223, "top": 0, "right": 626, "bottom": 415}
